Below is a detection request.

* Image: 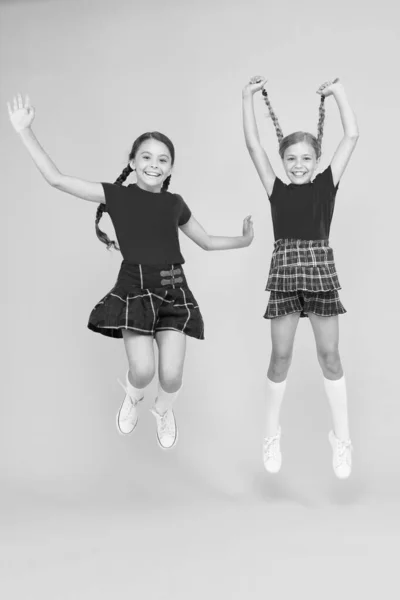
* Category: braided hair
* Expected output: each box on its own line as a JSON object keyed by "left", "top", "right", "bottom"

{"left": 95, "top": 132, "right": 175, "bottom": 250}
{"left": 261, "top": 88, "right": 326, "bottom": 160}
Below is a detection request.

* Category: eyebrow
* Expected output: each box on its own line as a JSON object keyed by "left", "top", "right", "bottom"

{"left": 140, "top": 151, "right": 170, "bottom": 159}
{"left": 286, "top": 154, "right": 313, "bottom": 158}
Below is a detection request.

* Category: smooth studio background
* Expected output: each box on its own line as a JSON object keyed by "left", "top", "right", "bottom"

{"left": 1, "top": 0, "right": 399, "bottom": 598}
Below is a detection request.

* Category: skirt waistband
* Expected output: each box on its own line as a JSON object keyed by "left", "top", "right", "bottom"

{"left": 118, "top": 261, "right": 187, "bottom": 290}
{"left": 273, "top": 238, "right": 330, "bottom": 249}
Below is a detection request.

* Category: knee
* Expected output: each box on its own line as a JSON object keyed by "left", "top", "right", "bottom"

{"left": 269, "top": 350, "right": 292, "bottom": 378}
{"left": 318, "top": 348, "right": 342, "bottom": 376}
{"left": 128, "top": 361, "right": 155, "bottom": 387}
{"left": 159, "top": 366, "right": 183, "bottom": 393}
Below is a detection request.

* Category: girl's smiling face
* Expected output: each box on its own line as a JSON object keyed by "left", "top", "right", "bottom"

{"left": 282, "top": 141, "right": 319, "bottom": 185}
{"left": 131, "top": 139, "right": 173, "bottom": 192}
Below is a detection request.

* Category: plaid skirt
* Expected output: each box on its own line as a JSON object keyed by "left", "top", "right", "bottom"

{"left": 88, "top": 261, "right": 204, "bottom": 339}
{"left": 264, "top": 239, "right": 346, "bottom": 319}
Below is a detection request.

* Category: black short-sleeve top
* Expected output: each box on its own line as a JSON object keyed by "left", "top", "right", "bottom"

{"left": 101, "top": 183, "right": 191, "bottom": 265}
{"left": 269, "top": 166, "right": 339, "bottom": 241}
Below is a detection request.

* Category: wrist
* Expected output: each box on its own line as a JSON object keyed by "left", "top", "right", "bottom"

{"left": 242, "top": 89, "right": 255, "bottom": 100}
{"left": 18, "top": 126, "right": 33, "bottom": 138}
{"left": 331, "top": 83, "right": 346, "bottom": 98}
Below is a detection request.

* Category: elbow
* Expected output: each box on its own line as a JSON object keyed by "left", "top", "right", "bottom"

{"left": 202, "top": 236, "right": 212, "bottom": 251}
{"left": 347, "top": 131, "right": 359, "bottom": 142}
{"left": 246, "top": 141, "right": 261, "bottom": 154}
{"left": 49, "top": 179, "right": 61, "bottom": 189}
{"left": 48, "top": 171, "right": 65, "bottom": 189}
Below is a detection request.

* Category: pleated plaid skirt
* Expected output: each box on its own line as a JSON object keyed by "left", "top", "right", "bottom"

{"left": 264, "top": 239, "right": 346, "bottom": 319}
{"left": 88, "top": 261, "right": 204, "bottom": 339}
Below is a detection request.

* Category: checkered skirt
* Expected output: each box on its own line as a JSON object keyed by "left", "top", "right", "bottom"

{"left": 264, "top": 239, "right": 346, "bottom": 319}
{"left": 88, "top": 261, "right": 204, "bottom": 339}
{"left": 266, "top": 238, "right": 341, "bottom": 292}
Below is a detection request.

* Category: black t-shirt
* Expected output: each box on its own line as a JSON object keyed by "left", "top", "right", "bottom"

{"left": 101, "top": 183, "right": 191, "bottom": 264}
{"left": 269, "top": 166, "right": 339, "bottom": 240}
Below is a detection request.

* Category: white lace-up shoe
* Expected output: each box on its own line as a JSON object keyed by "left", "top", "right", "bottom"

{"left": 263, "top": 427, "right": 282, "bottom": 473}
{"left": 116, "top": 376, "right": 143, "bottom": 435}
{"left": 150, "top": 405, "right": 178, "bottom": 450}
{"left": 329, "top": 430, "right": 353, "bottom": 479}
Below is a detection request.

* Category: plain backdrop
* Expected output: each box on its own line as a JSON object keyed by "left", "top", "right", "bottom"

{"left": 0, "top": 0, "right": 399, "bottom": 597}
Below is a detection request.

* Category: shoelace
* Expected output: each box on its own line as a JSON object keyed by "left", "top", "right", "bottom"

{"left": 335, "top": 438, "right": 353, "bottom": 466}
{"left": 117, "top": 379, "right": 142, "bottom": 419}
{"left": 159, "top": 410, "right": 174, "bottom": 436}
{"left": 264, "top": 433, "right": 280, "bottom": 460}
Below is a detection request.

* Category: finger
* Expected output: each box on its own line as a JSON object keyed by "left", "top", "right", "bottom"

{"left": 17, "top": 93, "right": 23, "bottom": 109}
{"left": 13, "top": 96, "right": 18, "bottom": 111}
{"left": 7, "top": 101, "right": 13, "bottom": 117}
{"left": 25, "top": 94, "right": 31, "bottom": 108}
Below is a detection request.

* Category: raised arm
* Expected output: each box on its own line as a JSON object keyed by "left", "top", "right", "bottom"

{"left": 7, "top": 94, "right": 105, "bottom": 204}
{"left": 180, "top": 215, "right": 254, "bottom": 251}
{"left": 317, "top": 80, "right": 359, "bottom": 187}
{"left": 242, "top": 76, "right": 276, "bottom": 197}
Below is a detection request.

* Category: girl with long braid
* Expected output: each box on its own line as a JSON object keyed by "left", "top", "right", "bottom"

{"left": 8, "top": 94, "right": 254, "bottom": 450}
{"left": 242, "top": 77, "right": 358, "bottom": 479}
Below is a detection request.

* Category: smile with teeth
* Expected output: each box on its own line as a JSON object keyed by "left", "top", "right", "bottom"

{"left": 145, "top": 172, "right": 161, "bottom": 177}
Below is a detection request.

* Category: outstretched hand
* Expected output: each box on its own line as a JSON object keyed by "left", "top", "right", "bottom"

{"left": 316, "top": 78, "right": 342, "bottom": 97}
{"left": 7, "top": 93, "right": 35, "bottom": 132}
{"left": 243, "top": 75, "right": 267, "bottom": 96}
{"left": 242, "top": 215, "right": 254, "bottom": 245}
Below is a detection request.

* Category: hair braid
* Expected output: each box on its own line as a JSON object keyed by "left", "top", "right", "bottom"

{"left": 95, "top": 164, "right": 133, "bottom": 251}
{"left": 162, "top": 175, "right": 172, "bottom": 191}
{"left": 316, "top": 95, "right": 326, "bottom": 159}
{"left": 262, "top": 88, "right": 284, "bottom": 143}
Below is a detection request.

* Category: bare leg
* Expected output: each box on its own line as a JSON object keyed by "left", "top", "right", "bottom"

{"left": 122, "top": 330, "right": 156, "bottom": 389}
{"left": 154, "top": 330, "right": 186, "bottom": 413}
{"left": 265, "top": 313, "right": 300, "bottom": 436}
{"left": 308, "top": 313, "right": 349, "bottom": 440}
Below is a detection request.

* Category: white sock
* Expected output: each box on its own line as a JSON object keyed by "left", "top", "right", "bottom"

{"left": 323, "top": 375, "right": 350, "bottom": 440}
{"left": 265, "top": 377, "right": 287, "bottom": 438}
{"left": 126, "top": 370, "right": 145, "bottom": 402}
{"left": 154, "top": 381, "right": 182, "bottom": 415}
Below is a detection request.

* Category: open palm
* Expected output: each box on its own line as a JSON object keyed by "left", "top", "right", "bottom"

{"left": 7, "top": 93, "right": 35, "bottom": 132}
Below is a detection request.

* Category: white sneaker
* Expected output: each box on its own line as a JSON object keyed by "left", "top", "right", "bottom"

{"left": 263, "top": 427, "right": 282, "bottom": 473}
{"left": 116, "top": 377, "right": 143, "bottom": 435}
{"left": 329, "top": 430, "right": 352, "bottom": 479}
{"left": 150, "top": 405, "right": 178, "bottom": 450}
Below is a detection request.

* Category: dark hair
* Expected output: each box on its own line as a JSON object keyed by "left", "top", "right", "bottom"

{"left": 261, "top": 88, "right": 326, "bottom": 160}
{"left": 95, "top": 132, "right": 175, "bottom": 250}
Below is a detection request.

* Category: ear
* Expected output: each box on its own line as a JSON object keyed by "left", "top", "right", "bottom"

{"left": 129, "top": 159, "right": 136, "bottom": 171}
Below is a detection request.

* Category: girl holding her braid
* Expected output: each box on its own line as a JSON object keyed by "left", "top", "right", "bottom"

{"left": 242, "top": 77, "right": 358, "bottom": 479}
{"left": 8, "top": 93, "right": 254, "bottom": 450}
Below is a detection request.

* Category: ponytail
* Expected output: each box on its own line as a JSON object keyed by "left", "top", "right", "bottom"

{"left": 316, "top": 95, "right": 326, "bottom": 159}
{"left": 262, "top": 88, "right": 284, "bottom": 143}
{"left": 95, "top": 164, "right": 133, "bottom": 251}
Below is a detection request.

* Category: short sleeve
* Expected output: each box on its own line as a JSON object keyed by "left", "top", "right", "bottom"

{"left": 101, "top": 182, "right": 122, "bottom": 215}
{"left": 176, "top": 194, "right": 191, "bottom": 226}
{"left": 268, "top": 176, "right": 285, "bottom": 203}
{"left": 314, "top": 166, "right": 339, "bottom": 191}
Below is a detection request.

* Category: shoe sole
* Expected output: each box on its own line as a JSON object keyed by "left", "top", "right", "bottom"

{"left": 156, "top": 425, "right": 179, "bottom": 450}
{"left": 153, "top": 410, "right": 178, "bottom": 450}
{"left": 328, "top": 432, "right": 352, "bottom": 479}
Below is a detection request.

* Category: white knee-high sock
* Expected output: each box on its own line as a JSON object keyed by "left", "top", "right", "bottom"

{"left": 265, "top": 377, "right": 287, "bottom": 437}
{"left": 154, "top": 382, "right": 182, "bottom": 415}
{"left": 323, "top": 375, "right": 350, "bottom": 440}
